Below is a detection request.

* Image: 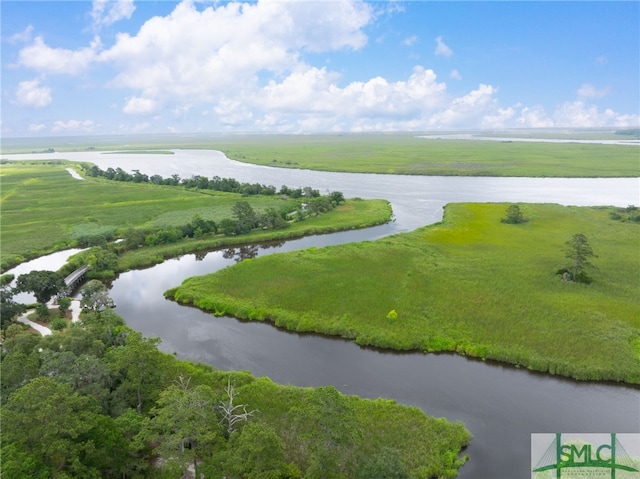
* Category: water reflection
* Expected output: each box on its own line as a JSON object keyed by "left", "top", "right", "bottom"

{"left": 221, "top": 241, "right": 285, "bottom": 263}
{"left": 8, "top": 150, "right": 640, "bottom": 479}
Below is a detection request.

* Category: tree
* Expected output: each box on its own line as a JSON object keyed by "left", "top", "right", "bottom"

{"left": 1, "top": 273, "right": 25, "bottom": 329}
{"left": 84, "top": 247, "right": 118, "bottom": 272}
{"left": 15, "top": 270, "right": 67, "bottom": 305}
{"left": 564, "top": 233, "right": 597, "bottom": 283}
{"left": 80, "top": 279, "right": 115, "bottom": 312}
{"left": 330, "top": 191, "right": 345, "bottom": 205}
{"left": 38, "top": 350, "right": 112, "bottom": 409}
{"left": 144, "top": 377, "right": 222, "bottom": 477}
{"left": 217, "top": 378, "right": 256, "bottom": 437}
{"left": 106, "top": 331, "right": 169, "bottom": 414}
{"left": 219, "top": 218, "right": 239, "bottom": 236}
{"left": 226, "top": 422, "right": 291, "bottom": 479}
{"left": 1, "top": 377, "right": 103, "bottom": 478}
{"left": 58, "top": 296, "right": 72, "bottom": 317}
{"left": 501, "top": 204, "right": 526, "bottom": 224}
{"left": 233, "top": 201, "right": 257, "bottom": 234}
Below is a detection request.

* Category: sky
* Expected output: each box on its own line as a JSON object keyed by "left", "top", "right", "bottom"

{"left": 1, "top": 0, "right": 639, "bottom": 137}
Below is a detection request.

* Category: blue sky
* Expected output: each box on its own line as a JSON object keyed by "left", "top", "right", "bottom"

{"left": 2, "top": 0, "right": 638, "bottom": 137}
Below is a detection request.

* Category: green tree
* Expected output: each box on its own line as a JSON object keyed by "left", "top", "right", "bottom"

{"left": 1, "top": 377, "right": 103, "bottom": 478}
{"left": 1, "top": 273, "right": 25, "bottom": 329}
{"left": 501, "top": 204, "right": 525, "bottom": 224}
{"left": 226, "top": 422, "right": 291, "bottom": 479}
{"left": 85, "top": 247, "right": 118, "bottom": 272}
{"left": 0, "top": 348, "right": 40, "bottom": 400}
{"left": 106, "top": 331, "right": 170, "bottom": 414}
{"left": 233, "top": 201, "right": 257, "bottom": 234}
{"left": 38, "top": 350, "right": 111, "bottom": 410}
{"left": 330, "top": 191, "right": 345, "bottom": 205}
{"left": 219, "top": 218, "right": 239, "bottom": 236}
{"left": 564, "top": 233, "right": 597, "bottom": 283}
{"left": 80, "top": 279, "right": 115, "bottom": 312}
{"left": 144, "top": 377, "right": 223, "bottom": 478}
{"left": 58, "top": 296, "right": 72, "bottom": 317}
{"left": 0, "top": 443, "right": 48, "bottom": 479}
{"left": 15, "top": 270, "right": 67, "bottom": 305}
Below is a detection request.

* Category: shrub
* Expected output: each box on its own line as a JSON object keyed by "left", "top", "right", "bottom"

{"left": 35, "top": 304, "right": 50, "bottom": 320}
{"left": 50, "top": 318, "right": 67, "bottom": 330}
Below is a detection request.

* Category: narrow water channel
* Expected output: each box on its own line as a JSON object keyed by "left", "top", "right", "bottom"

{"left": 9, "top": 149, "right": 640, "bottom": 478}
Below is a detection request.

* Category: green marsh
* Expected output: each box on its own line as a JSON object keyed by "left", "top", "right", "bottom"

{"left": 168, "top": 203, "right": 640, "bottom": 384}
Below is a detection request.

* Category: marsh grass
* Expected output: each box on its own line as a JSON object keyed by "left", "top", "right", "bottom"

{"left": 212, "top": 134, "right": 639, "bottom": 177}
{"left": 169, "top": 203, "right": 640, "bottom": 383}
{"left": 4, "top": 133, "right": 636, "bottom": 177}
{"left": 0, "top": 162, "right": 390, "bottom": 271}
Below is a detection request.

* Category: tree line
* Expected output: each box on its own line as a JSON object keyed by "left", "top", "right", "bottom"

{"left": 83, "top": 164, "right": 332, "bottom": 200}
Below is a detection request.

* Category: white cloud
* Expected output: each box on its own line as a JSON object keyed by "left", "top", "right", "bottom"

{"left": 92, "top": 0, "right": 371, "bottom": 114}
{"left": 450, "top": 69, "right": 461, "bottom": 80}
{"left": 517, "top": 106, "right": 554, "bottom": 128}
{"left": 29, "top": 123, "right": 47, "bottom": 132}
{"left": 403, "top": 35, "right": 418, "bottom": 47}
{"left": 481, "top": 107, "right": 515, "bottom": 129}
{"left": 16, "top": 79, "right": 52, "bottom": 107}
{"left": 123, "top": 96, "right": 157, "bottom": 115}
{"left": 553, "top": 101, "right": 639, "bottom": 127}
{"left": 429, "top": 84, "right": 496, "bottom": 127}
{"left": 577, "top": 83, "right": 611, "bottom": 99}
{"left": 91, "top": 0, "right": 135, "bottom": 29}
{"left": 514, "top": 102, "right": 639, "bottom": 128}
{"left": 18, "top": 36, "right": 100, "bottom": 75}
{"left": 435, "top": 35, "right": 453, "bottom": 57}
{"left": 6, "top": 25, "right": 33, "bottom": 44}
{"left": 258, "top": 66, "right": 447, "bottom": 122}
{"left": 52, "top": 119, "right": 96, "bottom": 132}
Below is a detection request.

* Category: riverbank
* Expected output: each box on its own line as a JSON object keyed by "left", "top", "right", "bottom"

{"left": 167, "top": 203, "right": 640, "bottom": 384}
{"left": 112, "top": 198, "right": 392, "bottom": 272}
{"left": 0, "top": 161, "right": 391, "bottom": 272}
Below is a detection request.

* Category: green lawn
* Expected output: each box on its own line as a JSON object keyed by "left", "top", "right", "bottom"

{"left": 168, "top": 203, "right": 640, "bottom": 383}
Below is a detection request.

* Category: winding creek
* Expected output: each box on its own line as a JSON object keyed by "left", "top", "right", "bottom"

{"left": 7, "top": 149, "right": 640, "bottom": 478}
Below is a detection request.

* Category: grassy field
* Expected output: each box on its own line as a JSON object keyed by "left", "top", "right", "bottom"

{"left": 215, "top": 134, "right": 640, "bottom": 177}
{"left": 0, "top": 161, "right": 390, "bottom": 271}
{"left": 168, "top": 203, "right": 640, "bottom": 384}
{"left": 3, "top": 132, "right": 638, "bottom": 177}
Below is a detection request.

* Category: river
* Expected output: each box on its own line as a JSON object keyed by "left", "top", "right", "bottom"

{"left": 7, "top": 149, "right": 640, "bottom": 478}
